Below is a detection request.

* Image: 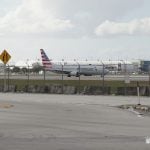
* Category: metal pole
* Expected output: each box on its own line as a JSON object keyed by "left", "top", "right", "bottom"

{"left": 124, "top": 61, "right": 127, "bottom": 96}
{"left": 61, "top": 64, "right": 64, "bottom": 94}
{"left": 78, "top": 63, "right": 80, "bottom": 94}
{"left": 137, "top": 82, "right": 141, "bottom": 105}
{"left": 7, "top": 65, "right": 10, "bottom": 92}
{"left": 137, "top": 86, "right": 140, "bottom": 105}
{"left": 26, "top": 59, "right": 29, "bottom": 92}
{"left": 101, "top": 61, "right": 105, "bottom": 94}
{"left": 28, "top": 65, "right": 29, "bottom": 86}
{"left": 149, "top": 65, "right": 150, "bottom": 86}
{"left": 102, "top": 63, "right": 105, "bottom": 94}
{"left": 44, "top": 69, "right": 45, "bottom": 81}
{"left": 3, "top": 64, "right": 6, "bottom": 92}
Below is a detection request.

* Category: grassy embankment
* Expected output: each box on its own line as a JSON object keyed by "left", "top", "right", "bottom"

{"left": 0, "top": 79, "right": 149, "bottom": 93}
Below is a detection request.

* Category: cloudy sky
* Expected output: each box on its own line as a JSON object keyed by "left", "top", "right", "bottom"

{"left": 0, "top": 0, "right": 150, "bottom": 62}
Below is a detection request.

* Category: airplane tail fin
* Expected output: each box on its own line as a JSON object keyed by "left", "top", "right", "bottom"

{"left": 40, "top": 49, "right": 52, "bottom": 70}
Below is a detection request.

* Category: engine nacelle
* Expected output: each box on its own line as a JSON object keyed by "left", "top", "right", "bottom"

{"left": 69, "top": 71, "right": 79, "bottom": 77}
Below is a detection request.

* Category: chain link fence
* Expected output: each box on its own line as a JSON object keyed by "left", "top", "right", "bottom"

{"left": 0, "top": 62, "right": 149, "bottom": 96}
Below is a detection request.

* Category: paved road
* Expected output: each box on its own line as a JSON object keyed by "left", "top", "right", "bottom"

{"left": 0, "top": 94, "right": 150, "bottom": 150}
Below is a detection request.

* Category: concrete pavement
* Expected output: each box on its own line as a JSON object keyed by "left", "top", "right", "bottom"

{"left": 0, "top": 94, "right": 150, "bottom": 150}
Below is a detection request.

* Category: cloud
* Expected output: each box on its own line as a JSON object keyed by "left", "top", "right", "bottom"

{"left": 0, "top": 0, "right": 74, "bottom": 35}
{"left": 0, "top": 0, "right": 146, "bottom": 38}
{"left": 95, "top": 17, "right": 150, "bottom": 36}
{"left": 59, "top": 0, "right": 144, "bottom": 37}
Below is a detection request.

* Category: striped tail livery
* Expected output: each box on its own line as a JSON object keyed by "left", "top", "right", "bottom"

{"left": 40, "top": 49, "right": 52, "bottom": 70}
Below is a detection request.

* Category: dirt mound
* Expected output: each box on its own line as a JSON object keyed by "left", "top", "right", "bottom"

{"left": 0, "top": 103, "right": 14, "bottom": 109}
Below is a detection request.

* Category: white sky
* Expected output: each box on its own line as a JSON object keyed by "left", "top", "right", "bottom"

{"left": 0, "top": 0, "right": 150, "bottom": 62}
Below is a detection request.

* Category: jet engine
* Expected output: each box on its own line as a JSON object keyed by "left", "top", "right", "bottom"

{"left": 68, "top": 71, "right": 80, "bottom": 77}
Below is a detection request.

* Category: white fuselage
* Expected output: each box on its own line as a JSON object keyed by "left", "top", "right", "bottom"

{"left": 49, "top": 63, "right": 108, "bottom": 77}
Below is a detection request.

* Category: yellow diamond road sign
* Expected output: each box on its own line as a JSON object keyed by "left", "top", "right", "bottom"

{"left": 0, "top": 50, "right": 11, "bottom": 64}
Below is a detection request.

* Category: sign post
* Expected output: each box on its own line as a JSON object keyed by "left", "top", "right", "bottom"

{"left": 0, "top": 50, "right": 11, "bottom": 92}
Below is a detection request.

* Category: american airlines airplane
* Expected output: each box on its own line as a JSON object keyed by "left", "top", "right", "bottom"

{"left": 40, "top": 49, "right": 109, "bottom": 77}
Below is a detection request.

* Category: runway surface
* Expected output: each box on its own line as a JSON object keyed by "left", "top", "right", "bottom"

{"left": 0, "top": 94, "right": 150, "bottom": 150}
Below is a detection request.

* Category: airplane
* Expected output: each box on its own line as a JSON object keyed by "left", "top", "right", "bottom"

{"left": 40, "top": 49, "right": 109, "bottom": 77}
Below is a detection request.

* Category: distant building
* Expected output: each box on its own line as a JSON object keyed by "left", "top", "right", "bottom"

{"left": 102, "top": 60, "right": 138, "bottom": 73}
{"left": 140, "top": 60, "right": 150, "bottom": 72}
